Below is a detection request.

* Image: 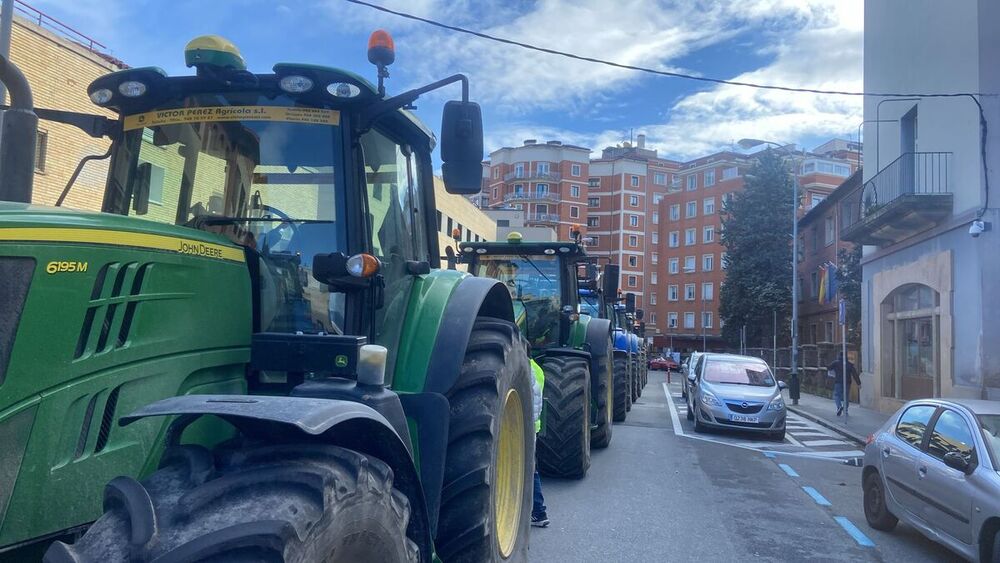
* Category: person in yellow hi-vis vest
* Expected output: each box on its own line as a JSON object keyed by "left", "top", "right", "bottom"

{"left": 530, "top": 357, "right": 549, "bottom": 528}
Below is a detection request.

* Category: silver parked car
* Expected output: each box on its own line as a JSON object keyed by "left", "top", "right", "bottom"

{"left": 681, "top": 351, "right": 702, "bottom": 400}
{"left": 862, "top": 399, "right": 1000, "bottom": 561}
{"left": 686, "top": 353, "right": 787, "bottom": 441}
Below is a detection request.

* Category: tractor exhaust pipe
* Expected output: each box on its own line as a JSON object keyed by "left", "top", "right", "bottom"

{"left": 0, "top": 53, "right": 36, "bottom": 203}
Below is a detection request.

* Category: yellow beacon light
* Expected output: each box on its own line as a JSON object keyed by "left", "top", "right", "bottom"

{"left": 184, "top": 35, "right": 246, "bottom": 71}
{"left": 507, "top": 232, "right": 523, "bottom": 243}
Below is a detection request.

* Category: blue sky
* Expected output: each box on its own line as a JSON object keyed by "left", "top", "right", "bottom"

{"left": 33, "top": 0, "right": 862, "bottom": 161}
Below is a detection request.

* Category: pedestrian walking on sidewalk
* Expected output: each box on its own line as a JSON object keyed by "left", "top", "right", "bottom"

{"left": 529, "top": 357, "right": 549, "bottom": 528}
{"left": 828, "top": 352, "right": 860, "bottom": 416}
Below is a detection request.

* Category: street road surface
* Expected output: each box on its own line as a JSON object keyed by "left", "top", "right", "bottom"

{"left": 529, "top": 370, "right": 957, "bottom": 562}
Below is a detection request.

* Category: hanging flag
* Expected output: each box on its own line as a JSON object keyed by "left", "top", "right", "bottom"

{"left": 827, "top": 262, "right": 838, "bottom": 304}
{"left": 838, "top": 297, "right": 846, "bottom": 325}
{"left": 817, "top": 264, "right": 827, "bottom": 304}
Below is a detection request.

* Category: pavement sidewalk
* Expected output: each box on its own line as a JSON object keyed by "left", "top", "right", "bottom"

{"left": 787, "top": 391, "right": 890, "bottom": 445}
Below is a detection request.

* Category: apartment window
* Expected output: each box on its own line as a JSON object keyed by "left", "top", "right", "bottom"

{"left": 588, "top": 196, "right": 600, "bottom": 207}
{"left": 825, "top": 321, "right": 834, "bottom": 343}
{"left": 571, "top": 185, "right": 581, "bottom": 197}
{"left": 34, "top": 130, "right": 48, "bottom": 172}
{"left": 651, "top": 252, "right": 658, "bottom": 265}
{"left": 812, "top": 227, "right": 820, "bottom": 252}
{"left": 722, "top": 166, "right": 738, "bottom": 180}
{"left": 514, "top": 163, "right": 524, "bottom": 177}
{"left": 497, "top": 219, "right": 510, "bottom": 227}
{"left": 650, "top": 293, "right": 657, "bottom": 305}
{"left": 668, "top": 258, "right": 679, "bottom": 274}
{"left": 588, "top": 177, "right": 599, "bottom": 188}
{"left": 514, "top": 183, "right": 524, "bottom": 195}
{"left": 702, "top": 283, "right": 714, "bottom": 301}
{"left": 703, "top": 225, "right": 714, "bottom": 244}
{"left": 652, "top": 232, "right": 659, "bottom": 244}
{"left": 686, "top": 201, "right": 697, "bottom": 218}
{"left": 811, "top": 194, "right": 825, "bottom": 208}
{"left": 720, "top": 251, "right": 728, "bottom": 270}
{"left": 702, "top": 254, "right": 714, "bottom": 272}
{"left": 687, "top": 175, "right": 697, "bottom": 191}
{"left": 628, "top": 235, "right": 638, "bottom": 247}
{"left": 492, "top": 187, "right": 498, "bottom": 199}
{"left": 668, "top": 285, "right": 679, "bottom": 301}
{"left": 568, "top": 206, "right": 578, "bottom": 219}
{"left": 650, "top": 312, "right": 657, "bottom": 325}
{"left": 537, "top": 162, "right": 550, "bottom": 175}
{"left": 589, "top": 235, "right": 600, "bottom": 246}
{"left": 147, "top": 164, "right": 165, "bottom": 204}
{"left": 536, "top": 183, "right": 549, "bottom": 195}
{"left": 669, "top": 231, "right": 679, "bottom": 247}
{"left": 825, "top": 216, "right": 835, "bottom": 245}
{"left": 492, "top": 166, "right": 500, "bottom": 179}
{"left": 810, "top": 271, "right": 818, "bottom": 298}
{"left": 654, "top": 172, "right": 666, "bottom": 185}
{"left": 704, "top": 169, "right": 715, "bottom": 187}
{"left": 587, "top": 216, "right": 599, "bottom": 227}
{"left": 669, "top": 204, "right": 680, "bottom": 221}
{"left": 571, "top": 163, "right": 582, "bottom": 177}
{"left": 628, "top": 275, "right": 637, "bottom": 287}
{"left": 631, "top": 175, "right": 639, "bottom": 187}
{"left": 629, "top": 215, "right": 639, "bottom": 227}
{"left": 630, "top": 195, "right": 639, "bottom": 206}
{"left": 447, "top": 216, "right": 453, "bottom": 235}
{"left": 703, "top": 197, "right": 716, "bottom": 215}
{"left": 702, "top": 312, "right": 713, "bottom": 328}
{"left": 653, "top": 195, "right": 663, "bottom": 205}
{"left": 684, "top": 284, "right": 696, "bottom": 300}
{"left": 436, "top": 210, "right": 443, "bottom": 231}
{"left": 668, "top": 312, "right": 678, "bottom": 328}
{"left": 627, "top": 255, "right": 638, "bottom": 268}
{"left": 536, "top": 204, "right": 548, "bottom": 215}
{"left": 684, "top": 312, "right": 695, "bottom": 329}
{"left": 651, "top": 272, "right": 658, "bottom": 284}
{"left": 652, "top": 212, "right": 659, "bottom": 225}
{"left": 684, "top": 256, "right": 696, "bottom": 272}
{"left": 797, "top": 277, "right": 805, "bottom": 302}
{"left": 685, "top": 228, "right": 696, "bottom": 246}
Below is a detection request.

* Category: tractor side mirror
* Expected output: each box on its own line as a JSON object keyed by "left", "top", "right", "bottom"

{"left": 603, "top": 264, "right": 619, "bottom": 298}
{"left": 625, "top": 293, "right": 636, "bottom": 313}
{"left": 441, "top": 100, "right": 484, "bottom": 194}
{"left": 132, "top": 162, "right": 152, "bottom": 215}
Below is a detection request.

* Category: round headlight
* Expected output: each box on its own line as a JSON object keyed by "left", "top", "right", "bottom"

{"left": 543, "top": 248, "right": 556, "bottom": 255}
{"left": 89, "top": 88, "right": 113, "bottom": 105}
{"left": 118, "top": 81, "right": 146, "bottom": 98}
{"left": 559, "top": 247, "right": 570, "bottom": 253}
{"left": 279, "top": 75, "right": 313, "bottom": 93}
{"left": 328, "top": 82, "right": 361, "bottom": 98}
{"left": 476, "top": 248, "right": 487, "bottom": 254}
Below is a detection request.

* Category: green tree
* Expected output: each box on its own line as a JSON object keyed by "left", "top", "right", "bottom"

{"left": 837, "top": 245, "right": 862, "bottom": 346}
{"left": 719, "top": 150, "right": 794, "bottom": 347}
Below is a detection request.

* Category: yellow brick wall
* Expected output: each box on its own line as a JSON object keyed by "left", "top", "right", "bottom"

{"left": 435, "top": 177, "right": 495, "bottom": 267}
{"left": 12, "top": 15, "right": 121, "bottom": 210}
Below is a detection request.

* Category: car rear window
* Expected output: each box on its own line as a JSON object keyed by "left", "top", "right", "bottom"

{"left": 895, "top": 405, "right": 936, "bottom": 448}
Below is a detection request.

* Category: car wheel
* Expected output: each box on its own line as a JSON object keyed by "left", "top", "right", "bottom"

{"left": 991, "top": 528, "right": 1000, "bottom": 563}
{"left": 771, "top": 427, "right": 786, "bottom": 442}
{"left": 863, "top": 471, "right": 898, "bottom": 531}
{"left": 693, "top": 405, "right": 705, "bottom": 433}
{"left": 686, "top": 400, "right": 694, "bottom": 421}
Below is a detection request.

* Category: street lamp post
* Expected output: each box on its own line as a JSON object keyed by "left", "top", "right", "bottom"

{"left": 738, "top": 138, "right": 800, "bottom": 404}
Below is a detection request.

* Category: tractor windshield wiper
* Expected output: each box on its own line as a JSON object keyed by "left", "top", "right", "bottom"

{"left": 519, "top": 254, "right": 552, "bottom": 283}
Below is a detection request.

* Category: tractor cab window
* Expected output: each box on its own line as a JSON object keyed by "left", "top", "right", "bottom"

{"left": 579, "top": 290, "right": 600, "bottom": 318}
{"left": 474, "top": 254, "right": 561, "bottom": 348}
{"left": 107, "top": 94, "right": 348, "bottom": 334}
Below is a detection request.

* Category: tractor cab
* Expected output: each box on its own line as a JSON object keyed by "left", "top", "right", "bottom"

{"left": 461, "top": 233, "right": 590, "bottom": 351}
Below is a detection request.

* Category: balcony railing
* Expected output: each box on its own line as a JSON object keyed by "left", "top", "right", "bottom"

{"left": 526, "top": 213, "right": 561, "bottom": 223}
{"left": 840, "top": 152, "right": 953, "bottom": 246}
{"left": 504, "top": 170, "right": 562, "bottom": 182}
{"left": 504, "top": 190, "right": 560, "bottom": 203}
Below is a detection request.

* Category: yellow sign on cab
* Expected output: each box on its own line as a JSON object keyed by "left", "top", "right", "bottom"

{"left": 123, "top": 105, "right": 340, "bottom": 131}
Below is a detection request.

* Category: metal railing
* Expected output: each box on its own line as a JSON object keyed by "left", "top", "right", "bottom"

{"left": 841, "top": 152, "right": 952, "bottom": 231}
{"left": 526, "top": 213, "right": 561, "bottom": 223}
{"left": 15, "top": 0, "right": 107, "bottom": 52}
{"left": 503, "top": 190, "right": 560, "bottom": 203}
{"left": 503, "top": 170, "right": 562, "bottom": 182}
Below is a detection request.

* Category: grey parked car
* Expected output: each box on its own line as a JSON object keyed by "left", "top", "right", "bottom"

{"left": 686, "top": 354, "right": 787, "bottom": 441}
{"left": 862, "top": 399, "right": 1000, "bottom": 561}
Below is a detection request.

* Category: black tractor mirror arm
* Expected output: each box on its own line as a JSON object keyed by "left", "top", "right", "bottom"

{"left": 0, "top": 105, "right": 119, "bottom": 138}
{"left": 362, "top": 73, "right": 469, "bottom": 129}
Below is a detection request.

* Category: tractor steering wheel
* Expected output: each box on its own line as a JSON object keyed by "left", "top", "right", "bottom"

{"left": 258, "top": 204, "right": 299, "bottom": 253}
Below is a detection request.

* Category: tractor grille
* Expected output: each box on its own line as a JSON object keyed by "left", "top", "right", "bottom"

{"left": 75, "top": 262, "right": 149, "bottom": 358}
{"left": 0, "top": 258, "right": 34, "bottom": 386}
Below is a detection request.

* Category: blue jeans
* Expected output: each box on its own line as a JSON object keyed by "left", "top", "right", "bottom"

{"left": 532, "top": 469, "right": 546, "bottom": 518}
{"left": 833, "top": 382, "right": 851, "bottom": 412}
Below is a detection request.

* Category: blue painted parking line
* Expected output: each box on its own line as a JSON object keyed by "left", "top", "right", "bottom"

{"left": 764, "top": 452, "right": 776, "bottom": 458}
{"left": 778, "top": 463, "right": 799, "bottom": 477}
{"left": 802, "top": 486, "right": 831, "bottom": 506}
{"left": 834, "top": 516, "right": 876, "bottom": 547}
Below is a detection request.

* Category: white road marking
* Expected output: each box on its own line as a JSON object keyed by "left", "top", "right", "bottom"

{"left": 784, "top": 432, "right": 804, "bottom": 447}
{"left": 663, "top": 382, "right": 683, "bottom": 437}
{"left": 801, "top": 439, "right": 851, "bottom": 447}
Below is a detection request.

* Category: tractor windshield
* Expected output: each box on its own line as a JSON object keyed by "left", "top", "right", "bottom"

{"left": 474, "top": 254, "right": 561, "bottom": 348}
{"left": 106, "top": 93, "right": 348, "bottom": 334}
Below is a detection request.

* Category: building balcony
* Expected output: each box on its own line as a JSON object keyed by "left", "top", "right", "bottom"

{"left": 840, "top": 152, "right": 953, "bottom": 246}
{"left": 504, "top": 190, "right": 561, "bottom": 203}
{"left": 503, "top": 170, "right": 562, "bottom": 182}
{"left": 526, "top": 213, "right": 561, "bottom": 223}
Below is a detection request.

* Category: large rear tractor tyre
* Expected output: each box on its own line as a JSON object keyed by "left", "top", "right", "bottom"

{"left": 590, "top": 338, "right": 614, "bottom": 449}
{"left": 630, "top": 359, "right": 640, "bottom": 402}
{"left": 437, "top": 317, "right": 534, "bottom": 563}
{"left": 536, "top": 355, "right": 591, "bottom": 479}
{"left": 612, "top": 355, "right": 629, "bottom": 422}
{"left": 46, "top": 444, "right": 419, "bottom": 563}
{"left": 625, "top": 360, "right": 633, "bottom": 412}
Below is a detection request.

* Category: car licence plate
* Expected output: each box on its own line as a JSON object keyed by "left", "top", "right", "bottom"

{"left": 729, "top": 414, "right": 759, "bottom": 423}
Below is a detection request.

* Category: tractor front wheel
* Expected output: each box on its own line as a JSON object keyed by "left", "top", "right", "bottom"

{"left": 536, "top": 355, "right": 591, "bottom": 479}
{"left": 590, "top": 338, "right": 614, "bottom": 449}
{"left": 46, "top": 444, "right": 419, "bottom": 563}
{"left": 436, "top": 317, "right": 533, "bottom": 563}
{"left": 612, "top": 355, "right": 629, "bottom": 422}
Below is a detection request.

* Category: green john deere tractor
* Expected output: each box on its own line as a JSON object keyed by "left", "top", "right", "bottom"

{"left": 0, "top": 33, "right": 535, "bottom": 562}
{"left": 459, "top": 234, "right": 614, "bottom": 479}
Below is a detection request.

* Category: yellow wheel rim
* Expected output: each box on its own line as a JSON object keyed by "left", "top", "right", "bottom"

{"left": 495, "top": 388, "right": 525, "bottom": 558}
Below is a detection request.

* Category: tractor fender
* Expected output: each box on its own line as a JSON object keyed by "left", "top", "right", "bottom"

{"left": 422, "top": 275, "right": 515, "bottom": 395}
{"left": 585, "top": 317, "right": 611, "bottom": 358}
{"left": 538, "top": 347, "right": 592, "bottom": 362}
{"left": 612, "top": 328, "right": 630, "bottom": 352}
{"left": 119, "top": 394, "right": 434, "bottom": 561}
